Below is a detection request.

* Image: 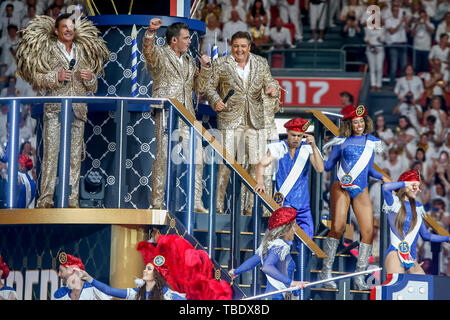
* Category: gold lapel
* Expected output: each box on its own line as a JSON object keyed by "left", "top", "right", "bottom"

{"left": 164, "top": 45, "right": 184, "bottom": 79}
{"left": 225, "top": 55, "right": 245, "bottom": 91}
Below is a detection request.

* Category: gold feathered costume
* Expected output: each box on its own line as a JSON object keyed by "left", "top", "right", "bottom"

{"left": 16, "top": 15, "right": 109, "bottom": 208}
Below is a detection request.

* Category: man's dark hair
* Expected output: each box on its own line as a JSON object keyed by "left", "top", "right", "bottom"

{"left": 426, "top": 115, "right": 436, "bottom": 124}
{"left": 55, "top": 13, "right": 74, "bottom": 29}
{"left": 440, "top": 33, "right": 449, "bottom": 40}
{"left": 231, "top": 31, "right": 252, "bottom": 44}
{"left": 7, "top": 24, "right": 18, "bottom": 32}
{"left": 165, "top": 22, "right": 189, "bottom": 44}
{"left": 6, "top": 4, "right": 14, "bottom": 10}
{"left": 339, "top": 91, "right": 354, "bottom": 103}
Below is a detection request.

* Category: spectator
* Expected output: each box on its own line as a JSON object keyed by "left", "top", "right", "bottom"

{"left": 249, "top": 16, "right": 270, "bottom": 54}
{"left": 341, "top": 13, "right": 365, "bottom": 71}
{"left": 365, "top": 20, "right": 385, "bottom": 91}
{"left": 339, "top": 0, "right": 364, "bottom": 22}
{"left": 422, "top": 114, "right": 442, "bottom": 146}
{"left": 385, "top": 2, "right": 409, "bottom": 86}
{"left": 421, "top": 58, "right": 448, "bottom": 109}
{"left": 382, "top": 147, "right": 409, "bottom": 180}
{"left": 25, "top": 0, "right": 44, "bottom": 16}
{"left": 201, "top": 14, "right": 222, "bottom": 55}
{"left": 0, "top": 0, "right": 25, "bottom": 18}
{"left": 394, "top": 64, "right": 424, "bottom": 104}
{"left": 328, "top": 0, "right": 341, "bottom": 27}
{"left": 0, "top": 4, "right": 20, "bottom": 37}
{"left": 374, "top": 114, "right": 395, "bottom": 148}
{"left": 416, "top": 132, "right": 436, "bottom": 164}
{"left": 429, "top": 33, "right": 450, "bottom": 74}
{"left": 246, "top": 0, "right": 268, "bottom": 26}
{"left": 269, "top": 16, "right": 294, "bottom": 49}
{"left": 422, "top": 0, "right": 438, "bottom": 19}
{"left": 306, "top": 0, "right": 327, "bottom": 43}
{"left": 222, "top": 10, "right": 248, "bottom": 43}
{"left": 221, "top": 0, "right": 246, "bottom": 25}
{"left": 200, "top": 0, "right": 222, "bottom": 22}
{"left": 395, "top": 115, "right": 419, "bottom": 157}
{"left": 393, "top": 90, "right": 423, "bottom": 132}
{"left": 434, "top": 0, "right": 449, "bottom": 22}
{"left": 435, "top": 11, "right": 450, "bottom": 43}
{"left": 21, "top": 5, "right": 36, "bottom": 29}
{"left": 423, "top": 96, "right": 447, "bottom": 136}
{"left": 0, "top": 104, "right": 8, "bottom": 148}
{"left": 0, "top": 75, "right": 16, "bottom": 98}
{"left": 438, "top": 131, "right": 450, "bottom": 155}
{"left": 410, "top": 9, "right": 435, "bottom": 73}
{"left": 47, "top": 4, "right": 61, "bottom": 20}
{"left": 273, "top": 0, "right": 303, "bottom": 43}
{"left": 339, "top": 91, "right": 354, "bottom": 109}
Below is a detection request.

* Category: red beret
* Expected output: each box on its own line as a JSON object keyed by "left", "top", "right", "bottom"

{"left": 19, "top": 154, "right": 33, "bottom": 171}
{"left": 59, "top": 253, "right": 85, "bottom": 271}
{"left": 0, "top": 256, "right": 10, "bottom": 279}
{"left": 398, "top": 170, "right": 420, "bottom": 182}
{"left": 268, "top": 207, "right": 297, "bottom": 230}
{"left": 341, "top": 105, "right": 368, "bottom": 120}
{"left": 284, "top": 118, "right": 311, "bottom": 132}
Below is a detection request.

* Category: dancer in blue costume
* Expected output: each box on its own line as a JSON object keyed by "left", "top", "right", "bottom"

{"left": 383, "top": 170, "right": 450, "bottom": 274}
{"left": 319, "top": 105, "right": 391, "bottom": 290}
{"left": 0, "top": 255, "right": 17, "bottom": 300}
{"left": 229, "top": 207, "right": 308, "bottom": 300}
{"left": 254, "top": 117, "right": 324, "bottom": 239}
{"left": 1, "top": 145, "right": 36, "bottom": 208}
{"left": 80, "top": 258, "right": 186, "bottom": 300}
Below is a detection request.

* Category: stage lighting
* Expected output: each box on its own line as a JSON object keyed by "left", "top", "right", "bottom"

{"left": 79, "top": 170, "right": 105, "bottom": 208}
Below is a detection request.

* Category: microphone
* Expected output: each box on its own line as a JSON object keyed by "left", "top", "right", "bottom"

{"left": 222, "top": 89, "right": 235, "bottom": 104}
{"left": 64, "top": 59, "right": 76, "bottom": 85}
{"left": 190, "top": 47, "right": 211, "bottom": 68}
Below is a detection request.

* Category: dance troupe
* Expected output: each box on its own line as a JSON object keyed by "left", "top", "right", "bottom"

{"left": 2, "top": 105, "right": 449, "bottom": 301}
{"left": 1, "top": 13, "right": 449, "bottom": 300}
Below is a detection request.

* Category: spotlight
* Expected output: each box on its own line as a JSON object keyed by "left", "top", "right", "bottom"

{"left": 79, "top": 170, "right": 105, "bottom": 208}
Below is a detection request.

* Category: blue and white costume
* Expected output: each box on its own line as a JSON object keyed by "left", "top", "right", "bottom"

{"left": 53, "top": 281, "right": 112, "bottom": 300}
{"left": 324, "top": 134, "right": 383, "bottom": 198}
{"left": 268, "top": 140, "right": 317, "bottom": 238}
{"left": 89, "top": 278, "right": 186, "bottom": 300}
{"left": 382, "top": 182, "right": 450, "bottom": 271}
{"left": 234, "top": 239, "right": 297, "bottom": 300}
{"left": 0, "top": 286, "right": 17, "bottom": 300}
{"left": 17, "top": 171, "right": 36, "bottom": 208}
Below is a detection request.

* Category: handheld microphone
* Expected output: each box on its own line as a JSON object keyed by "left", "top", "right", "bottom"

{"left": 191, "top": 47, "right": 211, "bottom": 67}
{"left": 222, "top": 89, "right": 235, "bottom": 104}
{"left": 64, "top": 59, "right": 76, "bottom": 85}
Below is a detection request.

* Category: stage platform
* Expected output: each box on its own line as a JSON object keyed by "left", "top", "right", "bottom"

{"left": 0, "top": 208, "right": 168, "bottom": 226}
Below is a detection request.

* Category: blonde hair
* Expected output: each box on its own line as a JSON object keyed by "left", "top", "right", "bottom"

{"left": 260, "top": 222, "right": 295, "bottom": 258}
{"left": 395, "top": 189, "right": 418, "bottom": 238}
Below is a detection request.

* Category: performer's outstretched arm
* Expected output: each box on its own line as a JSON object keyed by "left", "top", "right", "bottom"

{"left": 90, "top": 279, "right": 129, "bottom": 299}
{"left": 255, "top": 151, "right": 275, "bottom": 193}
{"left": 233, "top": 254, "right": 262, "bottom": 277}
{"left": 382, "top": 181, "right": 405, "bottom": 206}
{"left": 419, "top": 222, "right": 450, "bottom": 243}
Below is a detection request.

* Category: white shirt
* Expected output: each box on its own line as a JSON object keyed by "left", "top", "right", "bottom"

{"left": 394, "top": 76, "right": 424, "bottom": 100}
{"left": 269, "top": 26, "right": 292, "bottom": 47}
{"left": 0, "top": 34, "right": 18, "bottom": 65}
{"left": 364, "top": 27, "right": 385, "bottom": 47}
{"left": 435, "top": 21, "right": 450, "bottom": 43}
{"left": 385, "top": 15, "right": 407, "bottom": 44}
{"left": 382, "top": 154, "right": 410, "bottom": 181}
{"left": 233, "top": 58, "right": 250, "bottom": 84}
{"left": 53, "top": 284, "right": 112, "bottom": 300}
{"left": 411, "top": 20, "right": 434, "bottom": 51}
{"left": 397, "top": 103, "right": 422, "bottom": 131}
{"left": 422, "top": 0, "right": 437, "bottom": 18}
{"left": 420, "top": 71, "right": 449, "bottom": 97}
{"left": 222, "top": 20, "right": 248, "bottom": 42}
{"left": 201, "top": 27, "right": 222, "bottom": 54}
{"left": 0, "top": 1, "right": 25, "bottom": 18}
{"left": 340, "top": 5, "right": 364, "bottom": 21}
{"left": 428, "top": 44, "right": 449, "bottom": 64}
{"left": 0, "top": 15, "right": 20, "bottom": 34}
{"left": 57, "top": 40, "right": 75, "bottom": 62}
{"left": 221, "top": 5, "right": 246, "bottom": 23}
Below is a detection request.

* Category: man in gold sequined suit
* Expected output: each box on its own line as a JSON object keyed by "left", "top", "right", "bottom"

{"left": 204, "top": 31, "right": 279, "bottom": 215}
{"left": 16, "top": 14, "right": 109, "bottom": 208}
{"left": 143, "top": 18, "right": 211, "bottom": 212}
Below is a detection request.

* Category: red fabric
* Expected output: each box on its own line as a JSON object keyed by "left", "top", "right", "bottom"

{"left": 284, "top": 117, "right": 310, "bottom": 132}
{"left": 268, "top": 207, "right": 297, "bottom": 230}
{"left": 0, "top": 256, "right": 9, "bottom": 279}
{"left": 398, "top": 170, "right": 420, "bottom": 182}
{"left": 18, "top": 154, "right": 33, "bottom": 170}
{"left": 341, "top": 104, "right": 368, "bottom": 120}
{"left": 61, "top": 254, "right": 85, "bottom": 270}
{"left": 137, "top": 234, "right": 232, "bottom": 300}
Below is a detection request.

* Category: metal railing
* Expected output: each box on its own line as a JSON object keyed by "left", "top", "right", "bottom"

{"left": 265, "top": 43, "right": 418, "bottom": 72}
